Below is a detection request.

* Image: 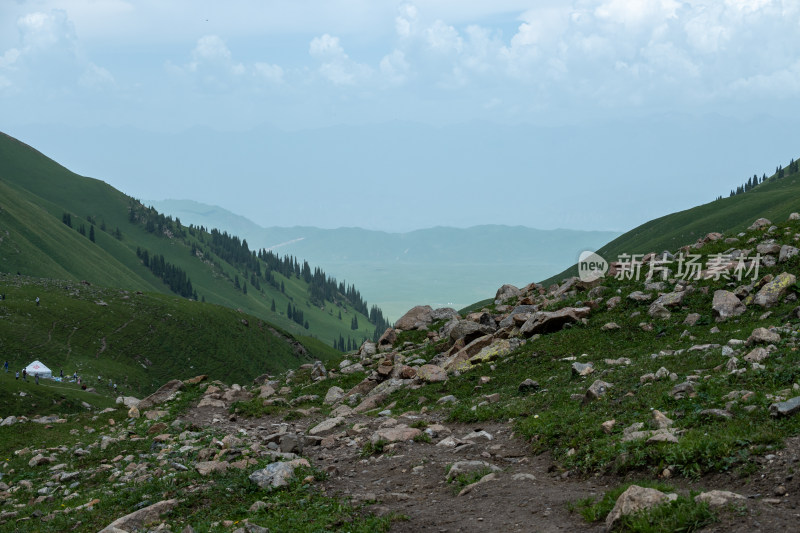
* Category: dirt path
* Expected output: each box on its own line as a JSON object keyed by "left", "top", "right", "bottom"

{"left": 179, "top": 400, "right": 800, "bottom": 532}
{"left": 182, "top": 405, "right": 608, "bottom": 532}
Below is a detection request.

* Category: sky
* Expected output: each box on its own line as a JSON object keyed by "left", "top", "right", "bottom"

{"left": 2, "top": 1, "right": 800, "bottom": 232}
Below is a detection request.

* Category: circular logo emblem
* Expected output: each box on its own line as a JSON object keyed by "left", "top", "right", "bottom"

{"left": 578, "top": 251, "right": 608, "bottom": 282}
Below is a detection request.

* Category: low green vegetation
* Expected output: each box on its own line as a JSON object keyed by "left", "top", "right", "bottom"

{"left": 570, "top": 482, "right": 716, "bottom": 532}
{"left": 0, "top": 380, "right": 393, "bottom": 532}
{"left": 0, "top": 274, "right": 317, "bottom": 396}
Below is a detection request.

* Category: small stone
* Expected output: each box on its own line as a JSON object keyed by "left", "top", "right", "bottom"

{"left": 518, "top": 379, "right": 539, "bottom": 393}
{"left": 571, "top": 362, "right": 594, "bottom": 377}
{"left": 601, "top": 420, "right": 616, "bottom": 434}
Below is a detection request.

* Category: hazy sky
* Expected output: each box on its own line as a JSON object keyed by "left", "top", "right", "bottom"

{"left": 2, "top": 1, "right": 800, "bottom": 231}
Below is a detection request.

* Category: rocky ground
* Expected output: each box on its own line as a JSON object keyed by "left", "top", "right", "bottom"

{"left": 175, "top": 377, "right": 800, "bottom": 533}
{"left": 3, "top": 214, "right": 800, "bottom": 532}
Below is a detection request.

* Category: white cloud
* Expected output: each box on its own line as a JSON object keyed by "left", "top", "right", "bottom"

{"left": 594, "top": 0, "right": 680, "bottom": 29}
{"left": 171, "top": 34, "right": 285, "bottom": 90}
{"left": 425, "top": 20, "right": 463, "bottom": 54}
{"left": 254, "top": 62, "right": 284, "bottom": 84}
{"left": 308, "top": 33, "right": 371, "bottom": 85}
{"left": 684, "top": 7, "right": 730, "bottom": 54}
{"left": 309, "top": 34, "right": 345, "bottom": 58}
{"left": 17, "top": 10, "right": 77, "bottom": 51}
{"left": 0, "top": 10, "right": 115, "bottom": 92}
{"left": 380, "top": 49, "right": 410, "bottom": 84}
{"left": 395, "top": 3, "right": 418, "bottom": 37}
{"left": 193, "top": 35, "right": 233, "bottom": 64}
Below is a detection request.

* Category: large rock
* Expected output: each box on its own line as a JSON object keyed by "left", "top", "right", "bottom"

{"left": 780, "top": 245, "right": 800, "bottom": 263}
{"left": 605, "top": 485, "right": 677, "bottom": 531}
{"left": 747, "top": 217, "right": 772, "bottom": 230}
{"left": 448, "top": 320, "right": 495, "bottom": 344}
{"left": 249, "top": 458, "right": 310, "bottom": 490}
{"left": 377, "top": 328, "right": 397, "bottom": 351}
{"left": 370, "top": 425, "right": 421, "bottom": 444}
{"left": 747, "top": 327, "right": 781, "bottom": 345}
{"left": 468, "top": 339, "right": 515, "bottom": 365}
{"left": 395, "top": 305, "right": 434, "bottom": 330}
{"left": 359, "top": 341, "right": 377, "bottom": 357}
{"left": 137, "top": 379, "right": 184, "bottom": 410}
{"left": 495, "top": 284, "right": 522, "bottom": 303}
{"left": 753, "top": 272, "right": 796, "bottom": 307}
{"left": 712, "top": 290, "right": 746, "bottom": 321}
{"left": 769, "top": 396, "right": 800, "bottom": 418}
{"left": 99, "top": 499, "right": 178, "bottom": 533}
{"left": 756, "top": 243, "right": 781, "bottom": 255}
{"left": 651, "top": 291, "right": 685, "bottom": 308}
{"left": 647, "top": 303, "right": 671, "bottom": 320}
{"left": 498, "top": 305, "right": 538, "bottom": 328}
{"left": 519, "top": 307, "right": 590, "bottom": 337}
{"left": 324, "top": 386, "right": 345, "bottom": 405}
{"left": 115, "top": 396, "right": 141, "bottom": 408}
{"left": 195, "top": 460, "right": 229, "bottom": 476}
{"left": 743, "top": 347, "right": 769, "bottom": 363}
{"left": 431, "top": 307, "right": 459, "bottom": 321}
{"left": 417, "top": 364, "right": 447, "bottom": 383}
{"left": 308, "top": 417, "right": 345, "bottom": 435}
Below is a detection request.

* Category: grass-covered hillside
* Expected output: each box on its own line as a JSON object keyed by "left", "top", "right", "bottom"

{"left": 0, "top": 273, "right": 333, "bottom": 396}
{"left": 0, "top": 132, "right": 387, "bottom": 348}
{"left": 542, "top": 160, "right": 800, "bottom": 286}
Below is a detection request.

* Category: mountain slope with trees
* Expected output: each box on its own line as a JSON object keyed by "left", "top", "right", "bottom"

{"left": 0, "top": 131, "right": 387, "bottom": 350}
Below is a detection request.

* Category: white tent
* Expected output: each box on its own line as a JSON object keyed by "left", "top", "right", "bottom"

{"left": 24, "top": 360, "right": 52, "bottom": 379}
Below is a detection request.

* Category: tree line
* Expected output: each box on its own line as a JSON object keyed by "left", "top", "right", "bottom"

{"left": 136, "top": 247, "right": 196, "bottom": 299}
{"left": 717, "top": 158, "right": 800, "bottom": 200}
{"left": 125, "top": 200, "right": 390, "bottom": 344}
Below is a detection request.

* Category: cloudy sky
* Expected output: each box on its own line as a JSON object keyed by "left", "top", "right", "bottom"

{"left": 2, "top": 1, "right": 799, "bottom": 232}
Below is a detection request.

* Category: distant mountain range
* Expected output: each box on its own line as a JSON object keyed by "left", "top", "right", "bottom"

{"left": 147, "top": 199, "right": 620, "bottom": 319}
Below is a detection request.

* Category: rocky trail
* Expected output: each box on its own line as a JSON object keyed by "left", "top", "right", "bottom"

{"left": 180, "top": 400, "right": 607, "bottom": 532}
{"left": 175, "top": 381, "right": 800, "bottom": 533}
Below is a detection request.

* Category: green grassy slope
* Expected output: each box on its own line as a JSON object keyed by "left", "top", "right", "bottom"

{"left": 0, "top": 273, "right": 324, "bottom": 396}
{"left": 542, "top": 163, "right": 800, "bottom": 285}
{"left": 0, "top": 131, "right": 380, "bottom": 348}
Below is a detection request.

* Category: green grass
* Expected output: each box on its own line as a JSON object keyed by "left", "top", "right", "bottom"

{"left": 0, "top": 371, "right": 117, "bottom": 417}
{"left": 360, "top": 439, "right": 387, "bottom": 457}
{"left": 0, "top": 274, "right": 314, "bottom": 396}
